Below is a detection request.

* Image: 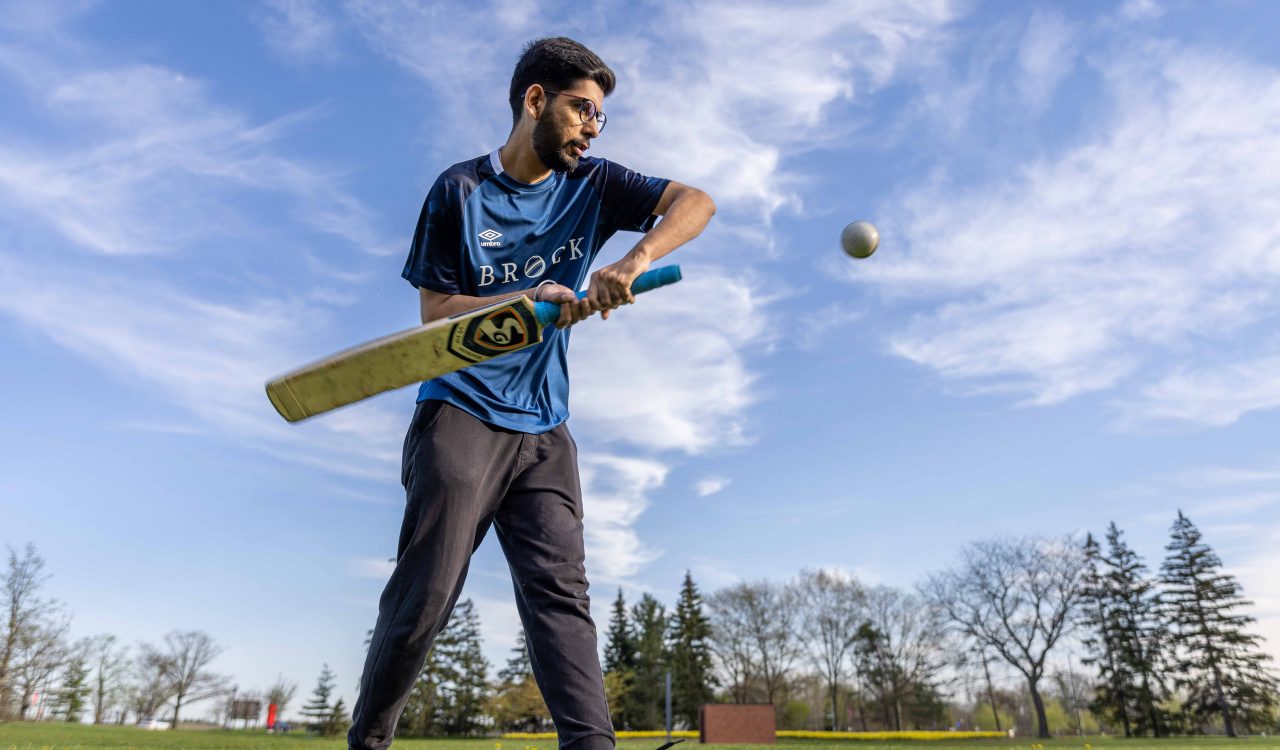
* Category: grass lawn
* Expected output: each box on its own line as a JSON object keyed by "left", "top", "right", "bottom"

{"left": 3, "top": 724, "right": 1279, "bottom": 750}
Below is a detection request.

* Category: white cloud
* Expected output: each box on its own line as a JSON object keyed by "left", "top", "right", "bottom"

{"left": 695, "top": 476, "right": 731, "bottom": 497}
{"left": 1118, "top": 0, "right": 1163, "bottom": 23}
{"left": 1016, "top": 9, "right": 1078, "bottom": 111}
{"left": 860, "top": 42, "right": 1280, "bottom": 424}
{"left": 0, "top": 41, "right": 395, "bottom": 257}
{"left": 569, "top": 268, "right": 767, "bottom": 455}
{"left": 254, "top": 0, "right": 341, "bottom": 64}
{"left": 579, "top": 453, "right": 668, "bottom": 583}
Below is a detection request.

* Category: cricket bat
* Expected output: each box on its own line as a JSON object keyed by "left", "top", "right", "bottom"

{"left": 266, "top": 265, "right": 682, "bottom": 423}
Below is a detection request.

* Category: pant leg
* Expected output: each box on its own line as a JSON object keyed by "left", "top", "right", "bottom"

{"left": 349, "top": 401, "right": 518, "bottom": 750}
{"left": 494, "top": 423, "right": 614, "bottom": 750}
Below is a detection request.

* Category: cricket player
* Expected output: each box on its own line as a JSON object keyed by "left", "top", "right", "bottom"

{"left": 349, "top": 37, "right": 715, "bottom": 750}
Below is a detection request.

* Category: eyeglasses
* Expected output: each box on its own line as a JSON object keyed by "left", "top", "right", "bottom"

{"left": 542, "top": 90, "right": 608, "bottom": 132}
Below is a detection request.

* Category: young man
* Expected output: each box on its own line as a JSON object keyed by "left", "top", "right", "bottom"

{"left": 348, "top": 37, "right": 715, "bottom": 750}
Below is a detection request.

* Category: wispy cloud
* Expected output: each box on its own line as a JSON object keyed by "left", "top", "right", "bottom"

{"left": 253, "top": 0, "right": 341, "bottom": 64}
{"left": 860, "top": 42, "right": 1280, "bottom": 425}
{"left": 695, "top": 476, "right": 731, "bottom": 497}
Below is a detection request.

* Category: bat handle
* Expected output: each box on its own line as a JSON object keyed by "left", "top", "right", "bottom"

{"left": 534, "top": 265, "right": 682, "bottom": 327}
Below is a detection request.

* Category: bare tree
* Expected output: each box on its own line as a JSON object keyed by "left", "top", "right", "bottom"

{"left": 707, "top": 585, "right": 758, "bottom": 703}
{"left": 267, "top": 675, "right": 298, "bottom": 717}
{"left": 795, "top": 569, "right": 865, "bottom": 730}
{"left": 2, "top": 544, "right": 59, "bottom": 720}
{"left": 863, "top": 586, "right": 945, "bottom": 730}
{"left": 11, "top": 616, "right": 71, "bottom": 719}
{"left": 708, "top": 580, "right": 803, "bottom": 705}
{"left": 130, "top": 647, "right": 176, "bottom": 722}
{"left": 87, "top": 634, "right": 131, "bottom": 724}
{"left": 146, "top": 630, "right": 227, "bottom": 729}
{"left": 923, "top": 536, "right": 1085, "bottom": 739}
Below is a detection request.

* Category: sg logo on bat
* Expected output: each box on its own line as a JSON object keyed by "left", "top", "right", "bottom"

{"left": 447, "top": 299, "right": 541, "bottom": 363}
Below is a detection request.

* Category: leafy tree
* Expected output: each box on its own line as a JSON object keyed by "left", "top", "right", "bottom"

{"left": 668, "top": 572, "right": 717, "bottom": 728}
{"left": 1160, "top": 511, "right": 1277, "bottom": 735}
{"left": 301, "top": 664, "right": 337, "bottom": 731}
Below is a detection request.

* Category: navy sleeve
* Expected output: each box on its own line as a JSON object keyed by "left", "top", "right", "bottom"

{"left": 595, "top": 159, "right": 671, "bottom": 236}
{"left": 402, "top": 176, "right": 462, "bottom": 294}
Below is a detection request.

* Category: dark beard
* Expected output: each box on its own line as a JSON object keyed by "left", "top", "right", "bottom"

{"left": 532, "top": 116, "right": 578, "bottom": 173}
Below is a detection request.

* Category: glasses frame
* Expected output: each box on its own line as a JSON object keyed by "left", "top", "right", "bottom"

{"left": 542, "top": 89, "right": 608, "bottom": 132}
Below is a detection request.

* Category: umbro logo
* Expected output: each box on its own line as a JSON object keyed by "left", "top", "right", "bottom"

{"left": 478, "top": 229, "right": 503, "bottom": 247}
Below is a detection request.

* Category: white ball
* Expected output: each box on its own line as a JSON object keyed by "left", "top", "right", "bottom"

{"left": 841, "top": 220, "right": 880, "bottom": 259}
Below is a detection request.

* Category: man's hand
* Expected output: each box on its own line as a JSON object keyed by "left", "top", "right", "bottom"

{"left": 587, "top": 251, "right": 650, "bottom": 320}
{"left": 536, "top": 283, "right": 595, "bottom": 329}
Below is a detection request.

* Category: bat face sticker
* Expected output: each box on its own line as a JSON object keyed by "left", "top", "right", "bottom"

{"left": 477, "top": 312, "right": 526, "bottom": 349}
{"left": 447, "top": 299, "right": 541, "bottom": 364}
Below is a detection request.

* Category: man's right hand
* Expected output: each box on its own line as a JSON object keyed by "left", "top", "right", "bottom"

{"left": 536, "top": 283, "right": 595, "bottom": 329}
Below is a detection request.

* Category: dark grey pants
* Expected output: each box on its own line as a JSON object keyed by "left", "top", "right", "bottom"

{"left": 348, "top": 400, "right": 613, "bottom": 750}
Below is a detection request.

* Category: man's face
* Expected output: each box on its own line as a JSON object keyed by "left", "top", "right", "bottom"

{"left": 531, "top": 79, "right": 604, "bottom": 173}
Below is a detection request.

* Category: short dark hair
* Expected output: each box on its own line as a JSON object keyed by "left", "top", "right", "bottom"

{"left": 509, "top": 37, "right": 616, "bottom": 126}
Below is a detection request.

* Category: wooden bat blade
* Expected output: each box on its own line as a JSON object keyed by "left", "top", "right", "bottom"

{"left": 266, "top": 295, "right": 542, "bottom": 422}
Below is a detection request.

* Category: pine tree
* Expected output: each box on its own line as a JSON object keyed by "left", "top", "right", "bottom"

{"left": 1160, "top": 511, "right": 1277, "bottom": 736}
{"left": 435, "top": 599, "right": 490, "bottom": 736}
{"left": 603, "top": 589, "right": 636, "bottom": 729}
{"left": 498, "top": 629, "right": 533, "bottom": 683}
{"left": 626, "top": 593, "right": 669, "bottom": 730}
{"left": 490, "top": 629, "right": 549, "bottom": 733}
{"left": 1081, "top": 533, "right": 1132, "bottom": 736}
{"left": 399, "top": 648, "right": 443, "bottom": 736}
{"left": 668, "top": 571, "right": 716, "bottom": 728}
{"left": 1103, "top": 523, "right": 1169, "bottom": 736}
{"left": 301, "top": 664, "right": 336, "bottom": 731}
{"left": 53, "top": 653, "right": 91, "bottom": 722}
{"left": 325, "top": 697, "right": 348, "bottom": 737}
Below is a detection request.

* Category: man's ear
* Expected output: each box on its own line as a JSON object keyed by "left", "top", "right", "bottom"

{"left": 524, "top": 84, "right": 547, "bottom": 122}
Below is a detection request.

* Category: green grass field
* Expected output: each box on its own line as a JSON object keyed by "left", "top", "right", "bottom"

{"left": 3, "top": 724, "right": 1279, "bottom": 750}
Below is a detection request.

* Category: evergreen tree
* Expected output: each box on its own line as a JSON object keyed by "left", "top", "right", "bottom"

{"left": 301, "top": 664, "right": 336, "bottom": 731}
{"left": 490, "top": 629, "right": 549, "bottom": 733}
{"left": 398, "top": 648, "right": 443, "bottom": 736}
{"left": 435, "top": 599, "right": 490, "bottom": 736}
{"left": 1103, "top": 523, "right": 1169, "bottom": 736}
{"left": 626, "top": 594, "right": 669, "bottom": 730}
{"left": 603, "top": 589, "right": 637, "bottom": 729}
{"left": 668, "top": 571, "right": 716, "bottom": 728}
{"left": 325, "top": 697, "right": 348, "bottom": 737}
{"left": 53, "top": 652, "right": 91, "bottom": 722}
{"left": 1160, "top": 511, "right": 1277, "bottom": 736}
{"left": 1081, "top": 533, "right": 1131, "bottom": 735}
{"left": 498, "top": 629, "right": 533, "bottom": 683}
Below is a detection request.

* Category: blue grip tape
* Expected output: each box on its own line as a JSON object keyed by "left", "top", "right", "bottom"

{"left": 534, "top": 265, "right": 682, "bottom": 327}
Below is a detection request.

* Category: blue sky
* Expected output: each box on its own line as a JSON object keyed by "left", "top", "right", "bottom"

{"left": 3, "top": 0, "right": 1280, "bottom": 719}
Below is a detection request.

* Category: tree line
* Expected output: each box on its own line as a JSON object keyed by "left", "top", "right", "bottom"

{"left": 5, "top": 511, "right": 1277, "bottom": 738}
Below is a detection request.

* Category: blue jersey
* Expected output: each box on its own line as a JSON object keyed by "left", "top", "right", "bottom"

{"left": 402, "top": 150, "right": 670, "bottom": 433}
